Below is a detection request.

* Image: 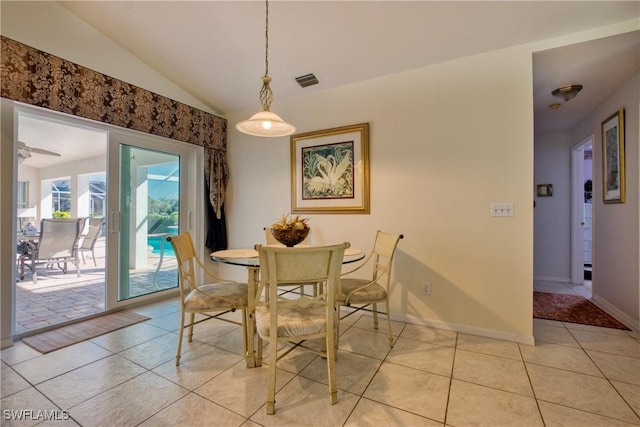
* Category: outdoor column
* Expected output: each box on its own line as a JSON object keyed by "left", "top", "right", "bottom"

{"left": 40, "top": 179, "right": 53, "bottom": 220}
{"left": 76, "top": 174, "right": 90, "bottom": 223}
{"left": 130, "top": 164, "right": 149, "bottom": 269}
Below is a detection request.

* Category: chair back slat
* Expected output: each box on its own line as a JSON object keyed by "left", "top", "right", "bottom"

{"left": 371, "top": 230, "right": 403, "bottom": 282}
{"left": 257, "top": 243, "right": 349, "bottom": 303}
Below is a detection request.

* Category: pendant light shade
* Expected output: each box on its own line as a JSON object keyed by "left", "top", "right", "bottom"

{"left": 236, "top": 110, "right": 296, "bottom": 137}
{"left": 236, "top": 0, "right": 295, "bottom": 138}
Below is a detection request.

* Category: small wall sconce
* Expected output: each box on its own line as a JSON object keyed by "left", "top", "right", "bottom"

{"left": 537, "top": 184, "right": 553, "bottom": 197}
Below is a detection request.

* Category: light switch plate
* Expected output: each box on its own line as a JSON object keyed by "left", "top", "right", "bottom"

{"left": 491, "top": 202, "right": 514, "bottom": 217}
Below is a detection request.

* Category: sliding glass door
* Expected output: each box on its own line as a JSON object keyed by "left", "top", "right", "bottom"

{"left": 8, "top": 102, "right": 203, "bottom": 337}
{"left": 107, "top": 131, "right": 202, "bottom": 307}
{"left": 118, "top": 145, "right": 180, "bottom": 301}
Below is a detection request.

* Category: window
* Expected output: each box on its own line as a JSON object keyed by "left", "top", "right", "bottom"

{"left": 52, "top": 179, "right": 71, "bottom": 213}
{"left": 17, "top": 181, "right": 28, "bottom": 209}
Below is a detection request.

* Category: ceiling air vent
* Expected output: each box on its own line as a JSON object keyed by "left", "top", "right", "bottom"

{"left": 295, "top": 73, "right": 319, "bottom": 88}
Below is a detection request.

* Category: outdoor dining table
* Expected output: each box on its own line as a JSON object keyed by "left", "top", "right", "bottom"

{"left": 211, "top": 245, "right": 365, "bottom": 368}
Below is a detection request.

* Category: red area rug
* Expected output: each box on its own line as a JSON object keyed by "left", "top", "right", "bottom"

{"left": 533, "top": 291, "right": 630, "bottom": 330}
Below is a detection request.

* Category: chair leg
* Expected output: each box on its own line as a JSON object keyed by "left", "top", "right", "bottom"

{"left": 188, "top": 313, "right": 195, "bottom": 342}
{"left": 372, "top": 303, "right": 379, "bottom": 330}
{"left": 326, "top": 328, "right": 338, "bottom": 404}
{"left": 385, "top": 300, "right": 395, "bottom": 347}
{"left": 266, "top": 337, "right": 277, "bottom": 415}
{"left": 176, "top": 310, "right": 186, "bottom": 366}
{"left": 240, "top": 307, "right": 248, "bottom": 361}
{"left": 91, "top": 250, "right": 97, "bottom": 267}
{"left": 256, "top": 320, "right": 263, "bottom": 367}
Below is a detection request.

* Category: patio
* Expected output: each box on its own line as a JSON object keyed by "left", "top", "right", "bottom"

{"left": 15, "top": 238, "right": 178, "bottom": 335}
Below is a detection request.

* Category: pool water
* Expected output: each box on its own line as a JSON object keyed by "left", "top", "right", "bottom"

{"left": 148, "top": 235, "right": 176, "bottom": 257}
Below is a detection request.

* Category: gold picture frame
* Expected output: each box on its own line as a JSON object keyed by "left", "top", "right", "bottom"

{"left": 601, "top": 108, "right": 625, "bottom": 204}
{"left": 290, "top": 123, "right": 370, "bottom": 214}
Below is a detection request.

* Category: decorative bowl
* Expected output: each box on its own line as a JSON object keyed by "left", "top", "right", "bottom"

{"left": 270, "top": 227, "right": 310, "bottom": 247}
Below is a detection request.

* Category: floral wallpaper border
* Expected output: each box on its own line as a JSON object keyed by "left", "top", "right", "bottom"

{"left": 0, "top": 36, "right": 228, "bottom": 218}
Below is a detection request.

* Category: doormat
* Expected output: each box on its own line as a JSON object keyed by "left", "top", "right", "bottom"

{"left": 533, "top": 291, "right": 630, "bottom": 330}
{"left": 22, "top": 311, "right": 150, "bottom": 353}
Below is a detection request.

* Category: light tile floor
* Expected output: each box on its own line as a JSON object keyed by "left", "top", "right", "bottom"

{"left": 2, "top": 283, "right": 639, "bottom": 427}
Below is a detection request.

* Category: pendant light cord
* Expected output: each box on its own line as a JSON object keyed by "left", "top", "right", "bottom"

{"left": 259, "top": 0, "right": 273, "bottom": 111}
{"left": 235, "top": 0, "right": 296, "bottom": 136}
{"left": 264, "top": 0, "right": 269, "bottom": 77}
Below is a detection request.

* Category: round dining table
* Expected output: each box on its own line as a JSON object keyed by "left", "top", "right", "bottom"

{"left": 210, "top": 245, "right": 365, "bottom": 367}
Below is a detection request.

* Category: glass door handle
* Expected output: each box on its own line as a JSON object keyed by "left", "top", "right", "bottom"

{"left": 110, "top": 211, "right": 120, "bottom": 233}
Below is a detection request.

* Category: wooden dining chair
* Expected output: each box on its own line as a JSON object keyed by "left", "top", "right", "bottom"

{"left": 167, "top": 232, "right": 249, "bottom": 366}
{"left": 254, "top": 242, "right": 349, "bottom": 415}
{"left": 338, "top": 230, "right": 403, "bottom": 347}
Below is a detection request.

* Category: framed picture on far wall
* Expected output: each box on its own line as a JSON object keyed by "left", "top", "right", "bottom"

{"left": 290, "top": 123, "right": 370, "bottom": 214}
{"left": 601, "top": 108, "right": 625, "bottom": 204}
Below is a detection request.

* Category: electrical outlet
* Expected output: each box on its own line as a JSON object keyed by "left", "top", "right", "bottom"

{"left": 422, "top": 282, "right": 431, "bottom": 295}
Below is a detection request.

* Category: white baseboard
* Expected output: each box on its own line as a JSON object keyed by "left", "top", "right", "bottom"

{"left": 590, "top": 295, "right": 639, "bottom": 331}
{"left": 534, "top": 275, "right": 571, "bottom": 283}
{"left": 344, "top": 308, "right": 535, "bottom": 346}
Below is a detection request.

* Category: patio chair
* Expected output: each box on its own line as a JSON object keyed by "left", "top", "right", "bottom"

{"left": 78, "top": 216, "right": 104, "bottom": 266}
{"left": 167, "top": 232, "right": 249, "bottom": 366}
{"left": 254, "top": 242, "right": 349, "bottom": 415}
{"left": 337, "top": 230, "right": 403, "bottom": 347}
{"left": 18, "top": 218, "right": 84, "bottom": 285}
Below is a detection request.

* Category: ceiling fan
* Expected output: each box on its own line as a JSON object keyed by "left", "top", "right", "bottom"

{"left": 18, "top": 141, "right": 61, "bottom": 163}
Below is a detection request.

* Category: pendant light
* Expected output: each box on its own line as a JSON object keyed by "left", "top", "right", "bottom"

{"left": 236, "top": 0, "right": 296, "bottom": 137}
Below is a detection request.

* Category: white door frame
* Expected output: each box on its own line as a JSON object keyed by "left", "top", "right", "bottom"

{"left": 570, "top": 135, "right": 593, "bottom": 285}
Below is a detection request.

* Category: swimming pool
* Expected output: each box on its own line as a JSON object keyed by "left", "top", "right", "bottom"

{"left": 148, "top": 235, "right": 176, "bottom": 257}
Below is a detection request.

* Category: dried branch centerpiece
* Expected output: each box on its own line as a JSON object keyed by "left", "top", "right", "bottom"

{"left": 270, "top": 214, "right": 310, "bottom": 247}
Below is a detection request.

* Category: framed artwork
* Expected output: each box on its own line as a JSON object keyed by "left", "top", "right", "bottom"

{"left": 601, "top": 108, "right": 625, "bottom": 204}
{"left": 536, "top": 184, "right": 553, "bottom": 197}
{"left": 290, "top": 123, "right": 370, "bottom": 214}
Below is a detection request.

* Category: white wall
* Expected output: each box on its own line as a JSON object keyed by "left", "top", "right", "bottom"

{"left": 224, "top": 45, "right": 537, "bottom": 343}
{"left": 224, "top": 22, "right": 639, "bottom": 341}
{"left": 533, "top": 131, "right": 573, "bottom": 282}
{"left": 574, "top": 72, "right": 640, "bottom": 327}
{"left": 0, "top": 1, "right": 217, "bottom": 116}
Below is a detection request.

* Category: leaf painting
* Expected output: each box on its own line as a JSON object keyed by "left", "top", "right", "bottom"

{"left": 302, "top": 141, "right": 354, "bottom": 200}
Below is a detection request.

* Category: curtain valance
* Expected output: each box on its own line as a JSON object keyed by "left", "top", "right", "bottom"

{"left": 1, "top": 36, "right": 228, "bottom": 218}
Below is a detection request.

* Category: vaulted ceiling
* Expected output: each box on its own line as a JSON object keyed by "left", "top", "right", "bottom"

{"left": 56, "top": 1, "right": 638, "bottom": 133}
{"left": 6, "top": 1, "right": 640, "bottom": 166}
